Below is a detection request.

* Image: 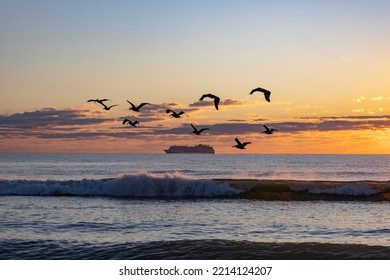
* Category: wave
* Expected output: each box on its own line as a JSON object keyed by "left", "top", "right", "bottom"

{"left": 220, "top": 179, "right": 390, "bottom": 201}
{"left": 1, "top": 239, "right": 389, "bottom": 259}
{"left": 0, "top": 172, "right": 389, "bottom": 201}
{"left": 0, "top": 172, "right": 239, "bottom": 197}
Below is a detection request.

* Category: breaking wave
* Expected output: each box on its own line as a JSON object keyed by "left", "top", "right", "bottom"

{"left": 0, "top": 172, "right": 239, "bottom": 197}
{"left": 0, "top": 172, "right": 389, "bottom": 200}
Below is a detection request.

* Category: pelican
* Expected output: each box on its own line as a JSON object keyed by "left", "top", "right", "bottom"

{"left": 122, "top": 119, "right": 139, "bottom": 127}
{"left": 102, "top": 104, "right": 118, "bottom": 110}
{"left": 263, "top": 125, "right": 278, "bottom": 134}
{"left": 199, "top": 93, "right": 220, "bottom": 110}
{"left": 191, "top": 124, "right": 210, "bottom": 135}
{"left": 126, "top": 100, "right": 150, "bottom": 112}
{"left": 249, "top": 87, "right": 271, "bottom": 102}
{"left": 88, "top": 98, "right": 117, "bottom": 110}
{"left": 233, "top": 137, "right": 251, "bottom": 149}
{"left": 87, "top": 98, "right": 110, "bottom": 105}
{"left": 166, "top": 109, "right": 187, "bottom": 118}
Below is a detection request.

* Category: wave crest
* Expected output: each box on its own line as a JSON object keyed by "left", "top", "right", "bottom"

{"left": 0, "top": 172, "right": 240, "bottom": 197}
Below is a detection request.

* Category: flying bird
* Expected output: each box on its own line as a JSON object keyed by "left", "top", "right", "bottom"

{"left": 101, "top": 104, "right": 118, "bottom": 111}
{"left": 263, "top": 125, "right": 278, "bottom": 134}
{"left": 166, "top": 109, "right": 187, "bottom": 118}
{"left": 249, "top": 87, "right": 271, "bottom": 102}
{"left": 199, "top": 93, "right": 220, "bottom": 110}
{"left": 126, "top": 100, "right": 150, "bottom": 112}
{"left": 191, "top": 124, "right": 210, "bottom": 135}
{"left": 122, "top": 119, "right": 139, "bottom": 127}
{"left": 88, "top": 98, "right": 117, "bottom": 110}
{"left": 87, "top": 98, "right": 110, "bottom": 105}
{"left": 233, "top": 137, "right": 251, "bottom": 149}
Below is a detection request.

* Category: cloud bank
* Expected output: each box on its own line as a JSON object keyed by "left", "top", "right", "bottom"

{"left": 1, "top": 107, "right": 389, "bottom": 141}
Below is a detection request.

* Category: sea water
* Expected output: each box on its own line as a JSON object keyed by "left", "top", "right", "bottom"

{"left": 0, "top": 154, "right": 389, "bottom": 259}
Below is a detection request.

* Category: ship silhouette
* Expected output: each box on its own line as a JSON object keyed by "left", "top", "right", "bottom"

{"left": 164, "top": 144, "right": 215, "bottom": 154}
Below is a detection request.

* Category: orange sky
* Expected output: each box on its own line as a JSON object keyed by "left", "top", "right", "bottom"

{"left": 1, "top": 1, "right": 389, "bottom": 153}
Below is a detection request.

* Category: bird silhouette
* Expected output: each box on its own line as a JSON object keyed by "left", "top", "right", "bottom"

{"left": 263, "top": 125, "right": 278, "bottom": 134}
{"left": 122, "top": 119, "right": 139, "bottom": 127}
{"left": 199, "top": 93, "right": 220, "bottom": 110}
{"left": 87, "top": 98, "right": 110, "bottom": 105}
{"left": 166, "top": 109, "right": 187, "bottom": 118}
{"left": 191, "top": 124, "right": 210, "bottom": 135}
{"left": 249, "top": 87, "right": 271, "bottom": 102}
{"left": 233, "top": 137, "right": 251, "bottom": 149}
{"left": 126, "top": 100, "right": 150, "bottom": 112}
{"left": 88, "top": 98, "right": 110, "bottom": 103}
{"left": 88, "top": 98, "right": 117, "bottom": 110}
{"left": 101, "top": 104, "right": 118, "bottom": 110}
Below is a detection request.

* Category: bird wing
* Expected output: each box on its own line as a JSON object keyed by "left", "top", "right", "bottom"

{"left": 87, "top": 99, "right": 96, "bottom": 102}
{"left": 166, "top": 109, "right": 173, "bottom": 114}
{"left": 200, "top": 93, "right": 216, "bottom": 100}
{"left": 199, "top": 94, "right": 207, "bottom": 101}
{"left": 100, "top": 99, "right": 110, "bottom": 102}
{"left": 126, "top": 100, "right": 135, "bottom": 107}
{"left": 214, "top": 97, "right": 220, "bottom": 110}
{"left": 250, "top": 87, "right": 269, "bottom": 94}
{"left": 97, "top": 100, "right": 108, "bottom": 107}
{"left": 130, "top": 120, "right": 139, "bottom": 126}
{"left": 108, "top": 105, "right": 118, "bottom": 109}
{"left": 122, "top": 119, "right": 129, "bottom": 125}
{"left": 137, "top": 103, "right": 150, "bottom": 109}
{"left": 235, "top": 137, "right": 242, "bottom": 145}
{"left": 190, "top": 124, "right": 197, "bottom": 131}
{"left": 243, "top": 142, "right": 251, "bottom": 146}
{"left": 264, "top": 91, "right": 271, "bottom": 102}
{"left": 263, "top": 125, "right": 270, "bottom": 131}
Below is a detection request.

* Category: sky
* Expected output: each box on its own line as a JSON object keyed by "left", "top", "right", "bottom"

{"left": 0, "top": 0, "right": 389, "bottom": 153}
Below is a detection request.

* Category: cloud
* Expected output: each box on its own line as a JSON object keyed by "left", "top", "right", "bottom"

{"left": 188, "top": 98, "right": 246, "bottom": 108}
{"left": 0, "top": 108, "right": 113, "bottom": 129}
{"left": 300, "top": 115, "right": 390, "bottom": 121}
{"left": 285, "top": 115, "right": 390, "bottom": 132}
{"left": 197, "top": 115, "right": 390, "bottom": 135}
{"left": 2, "top": 106, "right": 389, "bottom": 142}
{"left": 128, "top": 102, "right": 200, "bottom": 119}
{"left": 153, "top": 123, "right": 263, "bottom": 136}
{"left": 253, "top": 118, "right": 269, "bottom": 122}
{"left": 222, "top": 99, "right": 246, "bottom": 106}
{"left": 112, "top": 102, "right": 206, "bottom": 124}
{"left": 226, "top": 119, "right": 248, "bottom": 122}
{"left": 369, "top": 96, "right": 390, "bottom": 101}
{"left": 353, "top": 96, "right": 366, "bottom": 103}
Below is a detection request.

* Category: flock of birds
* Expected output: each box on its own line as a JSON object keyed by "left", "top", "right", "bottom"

{"left": 87, "top": 86, "right": 277, "bottom": 150}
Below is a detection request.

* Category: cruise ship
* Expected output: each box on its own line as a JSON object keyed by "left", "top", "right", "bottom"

{"left": 164, "top": 144, "right": 215, "bottom": 154}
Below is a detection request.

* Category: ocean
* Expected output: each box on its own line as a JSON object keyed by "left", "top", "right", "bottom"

{"left": 0, "top": 153, "right": 389, "bottom": 260}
